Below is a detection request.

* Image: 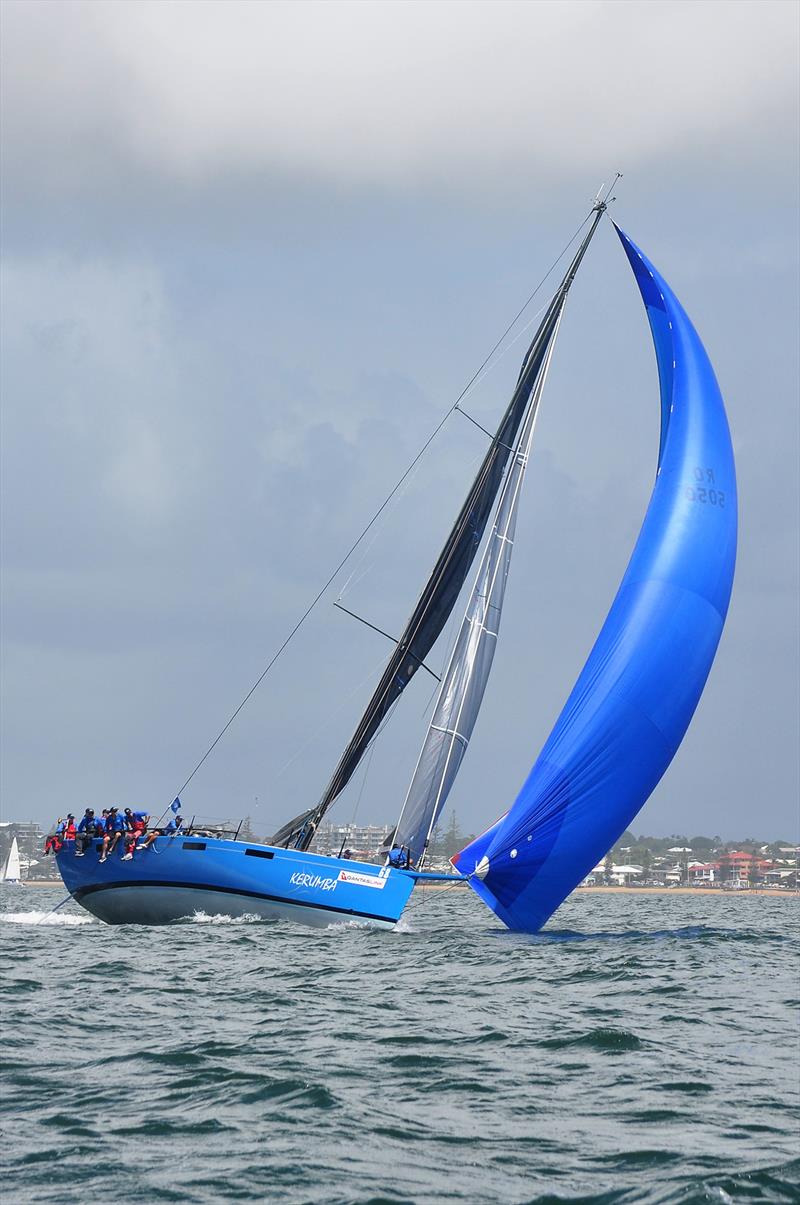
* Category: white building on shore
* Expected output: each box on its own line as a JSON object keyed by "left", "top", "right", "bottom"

{"left": 310, "top": 822, "right": 394, "bottom": 859}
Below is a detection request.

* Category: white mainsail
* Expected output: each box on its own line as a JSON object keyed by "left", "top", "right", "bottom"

{"left": 1, "top": 837, "right": 22, "bottom": 883}
{"left": 392, "top": 310, "right": 564, "bottom": 867}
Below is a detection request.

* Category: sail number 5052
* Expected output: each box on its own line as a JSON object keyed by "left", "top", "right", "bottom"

{"left": 685, "top": 466, "right": 725, "bottom": 507}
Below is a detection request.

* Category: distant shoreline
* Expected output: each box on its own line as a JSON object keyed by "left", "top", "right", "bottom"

{"left": 575, "top": 885, "right": 797, "bottom": 897}
{"left": 19, "top": 881, "right": 798, "bottom": 899}
{"left": 414, "top": 882, "right": 797, "bottom": 897}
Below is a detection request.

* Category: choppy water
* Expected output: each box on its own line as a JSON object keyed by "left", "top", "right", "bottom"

{"left": 2, "top": 884, "right": 798, "bottom": 1204}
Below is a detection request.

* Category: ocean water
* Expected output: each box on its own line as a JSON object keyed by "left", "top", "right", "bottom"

{"left": 2, "top": 883, "right": 798, "bottom": 1205}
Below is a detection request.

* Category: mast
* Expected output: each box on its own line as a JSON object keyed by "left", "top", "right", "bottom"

{"left": 391, "top": 306, "right": 564, "bottom": 869}
{"left": 274, "top": 202, "right": 608, "bottom": 851}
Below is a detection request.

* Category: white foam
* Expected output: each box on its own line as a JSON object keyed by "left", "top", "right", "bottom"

{"left": 1, "top": 910, "right": 93, "bottom": 926}
{"left": 322, "top": 918, "right": 376, "bottom": 931}
{"left": 315, "top": 913, "right": 414, "bottom": 934}
{"left": 186, "top": 910, "right": 264, "bottom": 925}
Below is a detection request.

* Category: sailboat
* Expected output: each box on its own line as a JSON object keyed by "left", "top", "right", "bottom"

{"left": 2, "top": 837, "right": 23, "bottom": 885}
{"left": 55, "top": 197, "right": 737, "bottom": 930}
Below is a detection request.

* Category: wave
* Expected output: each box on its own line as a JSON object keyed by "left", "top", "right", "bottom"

{"left": 2, "top": 884, "right": 797, "bottom": 1205}
{"left": 539, "top": 1026, "right": 644, "bottom": 1052}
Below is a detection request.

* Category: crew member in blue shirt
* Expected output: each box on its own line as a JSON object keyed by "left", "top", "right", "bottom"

{"left": 387, "top": 845, "right": 414, "bottom": 870}
{"left": 75, "top": 809, "right": 96, "bottom": 857}
{"left": 99, "top": 807, "right": 126, "bottom": 862}
{"left": 139, "top": 814, "right": 183, "bottom": 849}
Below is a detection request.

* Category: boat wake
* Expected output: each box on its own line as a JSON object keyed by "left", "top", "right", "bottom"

{"left": 0, "top": 910, "right": 93, "bottom": 926}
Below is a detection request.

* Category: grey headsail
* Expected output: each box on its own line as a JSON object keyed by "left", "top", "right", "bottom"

{"left": 391, "top": 309, "right": 564, "bottom": 867}
{"left": 275, "top": 206, "right": 605, "bottom": 850}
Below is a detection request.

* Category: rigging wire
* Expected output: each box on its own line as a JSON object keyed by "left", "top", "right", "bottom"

{"left": 335, "top": 433, "right": 432, "bottom": 604}
{"left": 401, "top": 875, "right": 467, "bottom": 917}
{"left": 33, "top": 894, "right": 74, "bottom": 925}
{"left": 269, "top": 646, "right": 403, "bottom": 784}
{"left": 456, "top": 298, "right": 549, "bottom": 409}
{"left": 349, "top": 738, "right": 377, "bottom": 831}
{"left": 339, "top": 293, "right": 549, "bottom": 606}
{"left": 165, "top": 211, "right": 594, "bottom": 811}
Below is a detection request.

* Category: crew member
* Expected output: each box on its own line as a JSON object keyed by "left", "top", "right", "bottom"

{"left": 75, "top": 809, "right": 97, "bottom": 857}
{"left": 44, "top": 819, "right": 66, "bottom": 855}
{"left": 99, "top": 807, "right": 126, "bottom": 862}
{"left": 139, "top": 813, "right": 183, "bottom": 849}
{"left": 122, "top": 808, "right": 149, "bottom": 860}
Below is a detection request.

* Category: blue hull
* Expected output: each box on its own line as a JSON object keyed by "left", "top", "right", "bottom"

{"left": 55, "top": 837, "right": 416, "bottom": 928}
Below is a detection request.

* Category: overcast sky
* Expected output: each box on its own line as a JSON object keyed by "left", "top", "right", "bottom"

{"left": 1, "top": 0, "right": 798, "bottom": 842}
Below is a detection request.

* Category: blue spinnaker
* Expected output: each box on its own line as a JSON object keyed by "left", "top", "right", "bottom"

{"left": 453, "top": 225, "right": 737, "bottom": 932}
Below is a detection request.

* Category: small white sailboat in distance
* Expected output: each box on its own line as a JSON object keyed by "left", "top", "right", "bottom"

{"left": 1, "top": 837, "right": 23, "bottom": 884}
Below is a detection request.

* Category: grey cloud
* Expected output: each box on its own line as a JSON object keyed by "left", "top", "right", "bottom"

{"left": 1, "top": 1, "right": 797, "bottom": 841}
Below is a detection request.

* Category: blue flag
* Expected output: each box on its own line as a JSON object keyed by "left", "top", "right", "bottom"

{"left": 171, "top": 798, "right": 181, "bottom": 814}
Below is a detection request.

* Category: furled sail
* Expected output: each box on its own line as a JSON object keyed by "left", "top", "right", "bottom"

{"left": 277, "top": 208, "right": 607, "bottom": 849}
{"left": 453, "top": 226, "right": 737, "bottom": 931}
{"left": 391, "top": 312, "right": 563, "bottom": 867}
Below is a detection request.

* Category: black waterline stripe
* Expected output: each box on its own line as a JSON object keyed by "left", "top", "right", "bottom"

{"left": 71, "top": 880, "right": 396, "bottom": 924}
